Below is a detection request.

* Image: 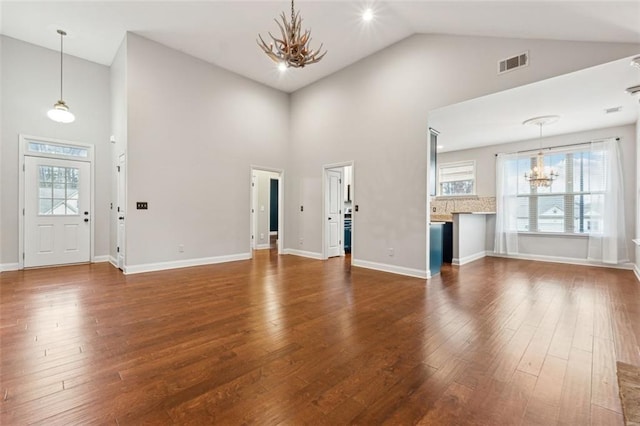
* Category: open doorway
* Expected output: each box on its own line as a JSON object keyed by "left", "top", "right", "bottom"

{"left": 251, "top": 167, "right": 284, "bottom": 255}
{"left": 322, "top": 162, "right": 354, "bottom": 260}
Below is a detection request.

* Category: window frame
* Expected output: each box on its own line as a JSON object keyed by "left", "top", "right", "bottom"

{"left": 510, "top": 144, "right": 604, "bottom": 236}
{"left": 437, "top": 160, "right": 476, "bottom": 197}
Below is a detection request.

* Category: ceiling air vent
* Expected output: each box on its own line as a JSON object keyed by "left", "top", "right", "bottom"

{"left": 498, "top": 51, "right": 529, "bottom": 75}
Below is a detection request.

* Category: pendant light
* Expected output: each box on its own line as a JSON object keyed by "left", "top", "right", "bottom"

{"left": 47, "top": 29, "right": 75, "bottom": 124}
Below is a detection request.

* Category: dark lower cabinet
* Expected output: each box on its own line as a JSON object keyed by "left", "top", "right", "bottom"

{"left": 430, "top": 223, "right": 443, "bottom": 275}
{"left": 344, "top": 218, "right": 352, "bottom": 253}
{"left": 442, "top": 222, "right": 453, "bottom": 263}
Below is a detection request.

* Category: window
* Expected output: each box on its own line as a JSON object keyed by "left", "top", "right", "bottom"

{"left": 28, "top": 141, "right": 88, "bottom": 158}
{"left": 438, "top": 160, "right": 475, "bottom": 196}
{"left": 38, "top": 166, "right": 79, "bottom": 215}
{"left": 507, "top": 146, "right": 604, "bottom": 234}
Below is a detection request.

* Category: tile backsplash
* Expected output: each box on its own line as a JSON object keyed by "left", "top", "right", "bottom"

{"left": 431, "top": 196, "right": 496, "bottom": 219}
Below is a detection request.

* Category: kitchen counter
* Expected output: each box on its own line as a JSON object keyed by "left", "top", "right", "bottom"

{"left": 452, "top": 212, "right": 493, "bottom": 265}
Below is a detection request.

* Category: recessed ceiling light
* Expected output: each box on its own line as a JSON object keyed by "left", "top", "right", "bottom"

{"left": 362, "top": 8, "right": 374, "bottom": 21}
{"left": 278, "top": 62, "right": 288, "bottom": 72}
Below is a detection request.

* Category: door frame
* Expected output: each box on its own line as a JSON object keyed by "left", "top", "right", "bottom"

{"left": 250, "top": 166, "right": 284, "bottom": 256}
{"left": 322, "top": 161, "right": 354, "bottom": 261}
{"left": 18, "top": 134, "right": 95, "bottom": 269}
{"left": 116, "top": 153, "right": 126, "bottom": 270}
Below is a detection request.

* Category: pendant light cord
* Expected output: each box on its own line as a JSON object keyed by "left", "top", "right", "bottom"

{"left": 59, "top": 31, "right": 64, "bottom": 101}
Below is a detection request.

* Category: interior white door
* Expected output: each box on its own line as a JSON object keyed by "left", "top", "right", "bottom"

{"left": 325, "top": 168, "right": 343, "bottom": 258}
{"left": 24, "top": 156, "right": 91, "bottom": 267}
{"left": 117, "top": 154, "right": 126, "bottom": 269}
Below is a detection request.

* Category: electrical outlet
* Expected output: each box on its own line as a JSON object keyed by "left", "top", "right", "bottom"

{"left": 388, "top": 247, "right": 394, "bottom": 257}
{"left": 178, "top": 244, "right": 184, "bottom": 253}
{"left": 136, "top": 202, "right": 148, "bottom": 210}
{"left": 432, "top": 207, "right": 436, "bottom": 212}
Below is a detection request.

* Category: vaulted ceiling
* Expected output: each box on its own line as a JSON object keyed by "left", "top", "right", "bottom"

{"left": 2, "top": 1, "right": 639, "bottom": 93}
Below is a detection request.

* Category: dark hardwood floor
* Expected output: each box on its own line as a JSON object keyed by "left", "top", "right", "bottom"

{"left": 1, "top": 251, "right": 639, "bottom": 424}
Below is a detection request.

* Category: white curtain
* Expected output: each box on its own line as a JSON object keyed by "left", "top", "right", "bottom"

{"left": 494, "top": 152, "right": 520, "bottom": 255}
{"left": 587, "top": 139, "right": 628, "bottom": 264}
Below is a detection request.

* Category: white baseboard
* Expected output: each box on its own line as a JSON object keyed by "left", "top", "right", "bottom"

{"left": 92, "top": 255, "right": 110, "bottom": 263}
{"left": 488, "top": 251, "right": 635, "bottom": 270}
{"left": 634, "top": 264, "right": 640, "bottom": 283}
{"left": 283, "top": 249, "right": 323, "bottom": 260}
{"left": 0, "top": 263, "right": 20, "bottom": 272}
{"left": 109, "top": 256, "right": 119, "bottom": 268}
{"left": 352, "top": 259, "right": 427, "bottom": 279}
{"left": 124, "top": 252, "right": 251, "bottom": 275}
{"left": 254, "top": 244, "right": 272, "bottom": 250}
{"left": 452, "top": 250, "right": 488, "bottom": 266}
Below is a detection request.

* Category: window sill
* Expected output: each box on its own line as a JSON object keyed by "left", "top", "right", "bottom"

{"left": 434, "top": 195, "right": 478, "bottom": 200}
{"left": 517, "top": 231, "right": 589, "bottom": 238}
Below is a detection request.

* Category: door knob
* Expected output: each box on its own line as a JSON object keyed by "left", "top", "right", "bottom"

{"left": 119, "top": 216, "right": 124, "bottom": 220}
{"left": 84, "top": 211, "right": 89, "bottom": 215}
{"left": 328, "top": 217, "right": 332, "bottom": 220}
{"left": 84, "top": 218, "right": 89, "bottom": 223}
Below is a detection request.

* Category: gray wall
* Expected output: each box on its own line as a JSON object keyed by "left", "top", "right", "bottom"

{"left": 288, "top": 33, "right": 640, "bottom": 275}
{"left": 439, "top": 124, "right": 637, "bottom": 264}
{"left": 124, "top": 34, "right": 289, "bottom": 267}
{"left": 1, "top": 36, "right": 111, "bottom": 267}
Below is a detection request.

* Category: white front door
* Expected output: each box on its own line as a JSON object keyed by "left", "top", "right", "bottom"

{"left": 24, "top": 156, "right": 91, "bottom": 267}
{"left": 325, "top": 168, "right": 343, "bottom": 258}
{"left": 117, "top": 154, "right": 126, "bottom": 269}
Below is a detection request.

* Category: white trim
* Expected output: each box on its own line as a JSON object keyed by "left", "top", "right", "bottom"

{"left": 487, "top": 251, "right": 635, "bottom": 270}
{"left": 123, "top": 252, "right": 251, "bottom": 275}
{"left": 634, "top": 265, "right": 640, "bottom": 283}
{"left": 1, "top": 263, "right": 20, "bottom": 272}
{"left": 283, "top": 249, "right": 323, "bottom": 260}
{"left": 109, "top": 256, "right": 118, "bottom": 268}
{"left": 352, "top": 259, "right": 428, "bottom": 279}
{"left": 18, "top": 134, "right": 95, "bottom": 270}
{"left": 452, "top": 250, "right": 488, "bottom": 266}
{"left": 92, "top": 255, "right": 110, "bottom": 263}
{"left": 255, "top": 244, "right": 272, "bottom": 250}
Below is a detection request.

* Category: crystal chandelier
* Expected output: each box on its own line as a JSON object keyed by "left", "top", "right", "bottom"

{"left": 523, "top": 116, "right": 559, "bottom": 188}
{"left": 257, "top": 0, "right": 327, "bottom": 69}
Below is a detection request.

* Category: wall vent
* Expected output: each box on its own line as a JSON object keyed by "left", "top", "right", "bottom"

{"left": 498, "top": 51, "right": 529, "bottom": 74}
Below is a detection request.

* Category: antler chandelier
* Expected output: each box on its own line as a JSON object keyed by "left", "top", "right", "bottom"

{"left": 523, "top": 116, "right": 560, "bottom": 188}
{"left": 257, "top": 0, "right": 327, "bottom": 69}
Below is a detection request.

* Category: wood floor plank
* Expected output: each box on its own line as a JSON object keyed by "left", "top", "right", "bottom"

{"left": 1, "top": 254, "right": 638, "bottom": 424}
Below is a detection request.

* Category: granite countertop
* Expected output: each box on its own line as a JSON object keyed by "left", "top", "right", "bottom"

{"left": 430, "top": 214, "right": 453, "bottom": 222}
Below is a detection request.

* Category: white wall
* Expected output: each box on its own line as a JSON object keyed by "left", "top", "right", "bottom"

{"left": 636, "top": 117, "right": 640, "bottom": 278}
{"left": 439, "top": 124, "right": 637, "bottom": 265}
{"left": 124, "top": 34, "right": 289, "bottom": 268}
{"left": 1, "top": 36, "right": 111, "bottom": 267}
{"left": 288, "top": 34, "right": 640, "bottom": 276}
